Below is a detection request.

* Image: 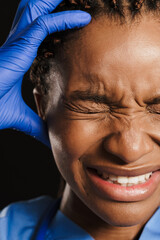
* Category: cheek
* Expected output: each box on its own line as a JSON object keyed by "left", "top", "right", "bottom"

{"left": 48, "top": 116, "right": 102, "bottom": 160}
{"left": 47, "top": 114, "right": 99, "bottom": 193}
{"left": 46, "top": 109, "right": 111, "bottom": 190}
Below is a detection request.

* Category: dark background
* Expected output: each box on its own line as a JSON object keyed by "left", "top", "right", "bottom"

{"left": 0, "top": 0, "right": 60, "bottom": 209}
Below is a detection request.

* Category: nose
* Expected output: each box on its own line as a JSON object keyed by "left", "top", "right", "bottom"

{"left": 103, "top": 127, "right": 154, "bottom": 163}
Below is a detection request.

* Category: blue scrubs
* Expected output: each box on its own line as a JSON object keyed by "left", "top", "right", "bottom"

{"left": 0, "top": 195, "right": 160, "bottom": 240}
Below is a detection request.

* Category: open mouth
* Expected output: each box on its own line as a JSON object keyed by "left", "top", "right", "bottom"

{"left": 86, "top": 167, "right": 160, "bottom": 201}
{"left": 87, "top": 167, "right": 153, "bottom": 187}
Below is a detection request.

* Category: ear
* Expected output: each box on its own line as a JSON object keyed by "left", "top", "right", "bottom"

{"left": 33, "top": 88, "right": 45, "bottom": 120}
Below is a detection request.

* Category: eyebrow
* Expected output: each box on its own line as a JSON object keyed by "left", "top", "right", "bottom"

{"left": 66, "top": 90, "right": 116, "bottom": 104}
{"left": 145, "top": 96, "right": 160, "bottom": 104}
{"left": 67, "top": 73, "right": 113, "bottom": 104}
{"left": 65, "top": 72, "right": 160, "bottom": 105}
{"left": 67, "top": 90, "right": 160, "bottom": 105}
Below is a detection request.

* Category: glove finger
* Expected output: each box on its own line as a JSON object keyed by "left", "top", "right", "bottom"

{"left": 1, "top": 11, "right": 91, "bottom": 76}
{"left": 10, "top": 0, "right": 29, "bottom": 32}
{"left": 42, "top": 10, "right": 91, "bottom": 34}
{"left": 14, "top": 101, "right": 51, "bottom": 148}
{"left": 23, "top": 10, "right": 91, "bottom": 45}
{"left": 10, "top": 0, "right": 64, "bottom": 38}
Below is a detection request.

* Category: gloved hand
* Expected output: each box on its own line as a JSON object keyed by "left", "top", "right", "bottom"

{"left": 0, "top": 0, "right": 91, "bottom": 148}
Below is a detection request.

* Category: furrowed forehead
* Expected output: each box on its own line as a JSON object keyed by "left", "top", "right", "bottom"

{"left": 60, "top": 15, "right": 160, "bottom": 105}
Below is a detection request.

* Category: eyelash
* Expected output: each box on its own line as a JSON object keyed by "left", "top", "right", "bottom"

{"left": 64, "top": 101, "right": 160, "bottom": 117}
{"left": 64, "top": 102, "right": 108, "bottom": 114}
{"left": 146, "top": 104, "right": 160, "bottom": 115}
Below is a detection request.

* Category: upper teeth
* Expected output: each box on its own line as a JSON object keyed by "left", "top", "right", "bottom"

{"left": 97, "top": 171, "right": 152, "bottom": 185}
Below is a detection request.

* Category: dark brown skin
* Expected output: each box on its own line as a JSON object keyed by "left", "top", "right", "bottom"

{"left": 34, "top": 13, "right": 160, "bottom": 240}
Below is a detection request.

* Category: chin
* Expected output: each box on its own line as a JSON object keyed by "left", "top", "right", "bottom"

{"left": 86, "top": 195, "right": 159, "bottom": 228}
{"left": 105, "top": 215, "right": 145, "bottom": 228}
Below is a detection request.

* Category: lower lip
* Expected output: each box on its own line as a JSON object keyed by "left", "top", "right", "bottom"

{"left": 86, "top": 168, "right": 160, "bottom": 202}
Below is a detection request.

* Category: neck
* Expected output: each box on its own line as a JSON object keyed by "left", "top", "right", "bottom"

{"left": 60, "top": 184, "right": 145, "bottom": 240}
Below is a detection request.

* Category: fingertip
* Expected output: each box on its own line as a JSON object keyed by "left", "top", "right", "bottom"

{"left": 65, "top": 10, "right": 92, "bottom": 28}
{"left": 74, "top": 10, "right": 92, "bottom": 23}
{"left": 81, "top": 13, "right": 92, "bottom": 25}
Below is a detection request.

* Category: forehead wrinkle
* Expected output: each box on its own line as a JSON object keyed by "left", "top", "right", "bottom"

{"left": 63, "top": 16, "right": 160, "bottom": 106}
{"left": 67, "top": 71, "right": 128, "bottom": 105}
{"left": 81, "top": 71, "right": 124, "bottom": 103}
{"left": 81, "top": 72, "right": 106, "bottom": 94}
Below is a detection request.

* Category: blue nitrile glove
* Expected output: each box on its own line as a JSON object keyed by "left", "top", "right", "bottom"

{"left": 0, "top": 0, "right": 91, "bottom": 148}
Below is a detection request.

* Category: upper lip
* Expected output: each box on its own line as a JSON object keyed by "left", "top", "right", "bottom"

{"left": 85, "top": 164, "right": 160, "bottom": 177}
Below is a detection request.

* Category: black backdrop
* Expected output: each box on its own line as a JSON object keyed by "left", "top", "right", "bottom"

{"left": 0, "top": 0, "right": 60, "bottom": 209}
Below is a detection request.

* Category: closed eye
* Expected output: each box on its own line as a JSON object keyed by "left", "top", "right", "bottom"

{"left": 146, "top": 104, "right": 160, "bottom": 114}
{"left": 63, "top": 101, "right": 109, "bottom": 114}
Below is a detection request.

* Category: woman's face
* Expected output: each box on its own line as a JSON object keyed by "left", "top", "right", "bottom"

{"left": 45, "top": 14, "right": 160, "bottom": 229}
